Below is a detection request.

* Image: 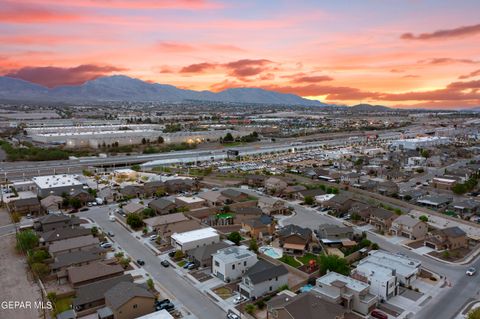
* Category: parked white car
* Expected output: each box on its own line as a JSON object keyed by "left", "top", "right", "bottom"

{"left": 466, "top": 267, "right": 476, "bottom": 276}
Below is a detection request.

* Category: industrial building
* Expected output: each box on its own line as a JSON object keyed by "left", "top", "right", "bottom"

{"left": 390, "top": 136, "right": 449, "bottom": 150}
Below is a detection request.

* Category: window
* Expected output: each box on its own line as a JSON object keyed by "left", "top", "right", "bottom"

{"left": 232, "top": 264, "right": 235, "bottom": 270}
{"left": 214, "top": 261, "right": 219, "bottom": 267}
{"left": 244, "top": 261, "right": 247, "bottom": 266}
{"left": 269, "top": 286, "right": 272, "bottom": 291}
{"left": 133, "top": 304, "right": 138, "bottom": 309}
{"left": 275, "top": 276, "right": 278, "bottom": 281}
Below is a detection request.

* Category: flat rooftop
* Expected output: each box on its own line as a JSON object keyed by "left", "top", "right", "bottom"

{"left": 171, "top": 227, "right": 218, "bottom": 244}
{"left": 33, "top": 174, "right": 82, "bottom": 189}
{"left": 317, "top": 271, "right": 369, "bottom": 292}
{"left": 176, "top": 196, "right": 205, "bottom": 204}
{"left": 213, "top": 246, "right": 256, "bottom": 263}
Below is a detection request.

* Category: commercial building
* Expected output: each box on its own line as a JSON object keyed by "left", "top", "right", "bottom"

{"left": 212, "top": 246, "right": 258, "bottom": 282}
{"left": 390, "top": 136, "right": 449, "bottom": 150}
{"left": 33, "top": 174, "right": 84, "bottom": 197}
{"left": 170, "top": 227, "right": 220, "bottom": 252}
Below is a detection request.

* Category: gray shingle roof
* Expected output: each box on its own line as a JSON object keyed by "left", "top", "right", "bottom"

{"left": 278, "top": 224, "right": 312, "bottom": 240}
{"left": 104, "top": 281, "right": 154, "bottom": 310}
{"left": 73, "top": 274, "right": 133, "bottom": 307}
{"left": 40, "top": 227, "right": 91, "bottom": 243}
{"left": 244, "top": 260, "right": 288, "bottom": 284}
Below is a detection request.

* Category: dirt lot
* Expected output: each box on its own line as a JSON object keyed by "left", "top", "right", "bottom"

{"left": 0, "top": 207, "right": 12, "bottom": 227}
{"left": 0, "top": 234, "right": 43, "bottom": 319}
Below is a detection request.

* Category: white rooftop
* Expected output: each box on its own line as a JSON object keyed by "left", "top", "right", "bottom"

{"left": 171, "top": 227, "right": 218, "bottom": 244}
{"left": 136, "top": 310, "right": 173, "bottom": 319}
{"left": 360, "top": 251, "right": 420, "bottom": 277}
{"left": 212, "top": 246, "right": 256, "bottom": 263}
{"left": 33, "top": 174, "right": 82, "bottom": 189}
{"left": 176, "top": 196, "right": 205, "bottom": 204}
{"left": 317, "top": 271, "right": 369, "bottom": 292}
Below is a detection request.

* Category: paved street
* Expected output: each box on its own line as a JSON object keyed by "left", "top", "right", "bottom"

{"left": 78, "top": 205, "right": 225, "bottom": 319}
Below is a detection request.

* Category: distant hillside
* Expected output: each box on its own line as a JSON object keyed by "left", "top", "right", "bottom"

{"left": 0, "top": 75, "right": 327, "bottom": 106}
{"left": 350, "top": 104, "right": 393, "bottom": 112}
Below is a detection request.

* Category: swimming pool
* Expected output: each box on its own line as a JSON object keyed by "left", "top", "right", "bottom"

{"left": 259, "top": 246, "right": 283, "bottom": 259}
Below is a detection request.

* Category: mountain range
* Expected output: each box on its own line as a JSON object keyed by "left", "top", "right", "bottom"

{"left": 0, "top": 75, "right": 328, "bottom": 106}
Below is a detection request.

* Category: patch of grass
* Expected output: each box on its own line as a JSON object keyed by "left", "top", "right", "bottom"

{"left": 297, "top": 253, "right": 317, "bottom": 265}
{"left": 177, "top": 260, "right": 187, "bottom": 267}
{"left": 213, "top": 287, "right": 233, "bottom": 300}
{"left": 54, "top": 297, "right": 72, "bottom": 315}
{"left": 279, "top": 255, "right": 301, "bottom": 268}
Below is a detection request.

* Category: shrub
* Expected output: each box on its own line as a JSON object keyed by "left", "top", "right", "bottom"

{"left": 16, "top": 230, "right": 39, "bottom": 253}
{"left": 419, "top": 215, "right": 428, "bottom": 222}
{"left": 245, "top": 304, "right": 256, "bottom": 315}
{"left": 227, "top": 232, "right": 242, "bottom": 245}
{"left": 126, "top": 213, "right": 143, "bottom": 229}
{"left": 146, "top": 278, "right": 154, "bottom": 290}
{"left": 31, "top": 263, "right": 49, "bottom": 279}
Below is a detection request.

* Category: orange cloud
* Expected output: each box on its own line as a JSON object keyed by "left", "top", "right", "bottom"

{"left": 0, "top": 2, "right": 79, "bottom": 23}
{"left": 180, "top": 62, "right": 217, "bottom": 73}
{"left": 401, "top": 23, "right": 480, "bottom": 40}
{"left": 459, "top": 69, "right": 480, "bottom": 80}
{"left": 5, "top": 64, "right": 127, "bottom": 87}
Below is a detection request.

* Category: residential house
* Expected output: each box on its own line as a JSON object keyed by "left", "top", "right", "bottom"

{"left": 417, "top": 195, "right": 452, "bottom": 209}
{"left": 186, "top": 241, "right": 233, "bottom": 268}
{"left": 323, "top": 194, "right": 353, "bottom": 215}
{"left": 258, "top": 197, "right": 289, "bottom": 215}
{"left": 143, "top": 212, "right": 189, "bottom": 233}
{"left": 243, "top": 175, "right": 266, "bottom": 187}
{"left": 431, "top": 177, "right": 457, "bottom": 190}
{"left": 122, "top": 202, "right": 145, "bottom": 215}
{"left": 242, "top": 214, "right": 275, "bottom": 240}
{"left": 341, "top": 172, "right": 361, "bottom": 185}
{"left": 34, "top": 214, "right": 80, "bottom": 232}
{"left": 376, "top": 180, "right": 399, "bottom": 196}
{"left": 238, "top": 260, "right": 288, "bottom": 299}
{"left": 198, "top": 191, "right": 227, "bottom": 207}
{"left": 175, "top": 196, "right": 206, "bottom": 210}
{"left": 50, "top": 247, "right": 105, "bottom": 273}
{"left": 282, "top": 185, "right": 307, "bottom": 199}
{"left": 449, "top": 199, "right": 480, "bottom": 217}
{"left": 164, "top": 178, "right": 197, "bottom": 193}
{"left": 212, "top": 246, "right": 258, "bottom": 282}
{"left": 144, "top": 180, "right": 166, "bottom": 197}
{"left": 295, "top": 188, "right": 326, "bottom": 202}
{"left": 352, "top": 262, "right": 398, "bottom": 301}
{"left": 148, "top": 198, "right": 176, "bottom": 215}
{"left": 317, "top": 224, "right": 353, "bottom": 240}
{"left": 66, "top": 261, "right": 124, "bottom": 287}
{"left": 369, "top": 207, "right": 397, "bottom": 232}
{"left": 39, "top": 227, "right": 92, "bottom": 246}
{"left": 48, "top": 235, "right": 100, "bottom": 257}
{"left": 424, "top": 226, "right": 468, "bottom": 250}
{"left": 356, "top": 250, "right": 421, "bottom": 287}
{"left": 221, "top": 189, "right": 249, "bottom": 202}
{"left": 390, "top": 215, "right": 428, "bottom": 240}
{"left": 266, "top": 291, "right": 346, "bottom": 319}
{"left": 8, "top": 197, "right": 41, "bottom": 215}
{"left": 40, "top": 195, "right": 63, "bottom": 212}
{"left": 73, "top": 274, "right": 133, "bottom": 313}
{"left": 264, "top": 177, "right": 288, "bottom": 195}
{"left": 103, "top": 282, "right": 155, "bottom": 319}
{"left": 313, "top": 272, "right": 378, "bottom": 315}
{"left": 70, "top": 189, "right": 94, "bottom": 205}
{"left": 120, "top": 185, "right": 145, "bottom": 198}
{"left": 171, "top": 227, "right": 220, "bottom": 252}
{"left": 277, "top": 224, "right": 312, "bottom": 254}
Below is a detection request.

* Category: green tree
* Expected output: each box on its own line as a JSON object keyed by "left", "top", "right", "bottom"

{"left": 371, "top": 243, "right": 379, "bottom": 250}
{"left": 119, "top": 257, "right": 131, "bottom": 269}
{"left": 91, "top": 226, "right": 99, "bottom": 236}
{"left": 223, "top": 133, "right": 234, "bottom": 143}
{"left": 31, "top": 262, "right": 50, "bottom": 279}
{"left": 249, "top": 238, "right": 258, "bottom": 253}
{"left": 142, "top": 208, "right": 155, "bottom": 218}
{"left": 420, "top": 149, "right": 430, "bottom": 158}
{"left": 468, "top": 308, "right": 480, "bottom": 319}
{"left": 131, "top": 164, "right": 141, "bottom": 171}
{"left": 227, "top": 232, "right": 242, "bottom": 245}
{"left": 318, "top": 254, "right": 350, "bottom": 276}
{"left": 16, "top": 230, "right": 39, "bottom": 253}
{"left": 304, "top": 196, "right": 314, "bottom": 205}
{"left": 419, "top": 215, "right": 428, "bottom": 222}
{"left": 245, "top": 304, "right": 256, "bottom": 315}
{"left": 27, "top": 250, "right": 49, "bottom": 265}
{"left": 174, "top": 250, "right": 184, "bottom": 260}
{"left": 126, "top": 213, "right": 143, "bottom": 229}
{"left": 146, "top": 278, "right": 154, "bottom": 290}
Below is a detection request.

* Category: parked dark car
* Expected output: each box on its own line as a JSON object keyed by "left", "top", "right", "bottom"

{"left": 137, "top": 259, "right": 145, "bottom": 266}
{"left": 155, "top": 299, "right": 174, "bottom": 312}
{"left": 168, "top": 251, "right": 176, "bottom": 258}
{"left": 371, "top": 310, "right": 388, "bottom": 319}
{"left": 161, "top": 260, "right": 170, "bottom": 267}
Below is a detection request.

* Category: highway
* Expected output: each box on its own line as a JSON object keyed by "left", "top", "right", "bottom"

{"left": 0, "top": 130, "right": 402, "bottom": 182}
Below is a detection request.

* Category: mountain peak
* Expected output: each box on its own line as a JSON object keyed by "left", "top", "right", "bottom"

{"left": 0, "top": 75, "right": 326, "bottom": 106}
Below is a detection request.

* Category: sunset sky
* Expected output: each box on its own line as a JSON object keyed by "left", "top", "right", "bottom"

{"left": 1, "top": 0, "right": 480, "bottom": 108}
